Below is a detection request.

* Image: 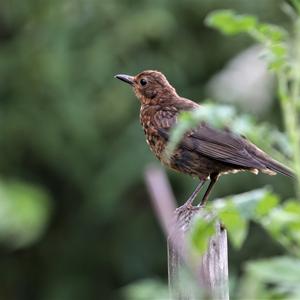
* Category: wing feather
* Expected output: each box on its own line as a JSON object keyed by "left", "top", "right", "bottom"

{"left": 154, "top": 104, "right": 294, "bottom": 177}
{"left": 158, "top": 124, "right": 266, "bottom": 170}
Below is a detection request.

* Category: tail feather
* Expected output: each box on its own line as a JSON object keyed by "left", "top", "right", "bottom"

{"left": 260, "top": 158, "right": 295, "bottom": 178}
{"left": 245, "top": 140, "right": 295, "bottom": 178}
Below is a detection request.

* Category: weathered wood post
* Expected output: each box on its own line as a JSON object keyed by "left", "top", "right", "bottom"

{"left": 168, "top": 209, "right": 228, "bottom": 300}
{"left": 145, "top": 165, "right": 229, "bottom": 300}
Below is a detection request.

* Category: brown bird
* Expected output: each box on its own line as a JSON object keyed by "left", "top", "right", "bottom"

{"left": 115, "top": 70, "right": 294, "bottom": 210}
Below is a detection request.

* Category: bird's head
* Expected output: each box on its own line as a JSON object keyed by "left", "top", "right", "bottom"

{"left": 115, "top": 70, "right": 177, "bottom": 105}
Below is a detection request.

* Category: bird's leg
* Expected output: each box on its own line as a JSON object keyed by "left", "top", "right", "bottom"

{"left": 175, "top": 179, "right": 206, "bottom": 213}
{"left": 198, "top": 173, "right": 219, "bottom": 207}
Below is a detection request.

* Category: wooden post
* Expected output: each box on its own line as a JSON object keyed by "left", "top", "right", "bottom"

{"left": 168, "top": 209, "right": 229, "bottom": 300}
{"left": 145, "top": 165, "right": 229, "bottom": 300}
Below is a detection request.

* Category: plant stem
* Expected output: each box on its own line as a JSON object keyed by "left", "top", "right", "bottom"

{"left": 277, "top": 18, "right": 300, "bottom": 198}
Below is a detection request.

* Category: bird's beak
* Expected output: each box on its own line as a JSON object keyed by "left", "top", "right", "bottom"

{"left": 114, "top": 74, "right": 134, "bottom": 85}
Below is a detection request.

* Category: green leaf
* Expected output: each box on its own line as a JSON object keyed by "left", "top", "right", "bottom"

{"left": 218, "top": 202, "right": 248, "bottom": 249}
{"left": 255, "top": 193, "right": 279, "bottom": 217}
{"left": 214, "top": 188, "right": 270, "bottom": 219}
{"left": 190, "top": 215, "right": 216, "bottom": 255}
{"left": 283, "top": 200, "right": 300, "bottom": 214}
{"left": 292, "top": 0, "right": 300, "bottom": 13}
{"left": 206, "top": 10, "right": 257, "bottom": 35}
{"left": 211, "top": 189, "right": 274, "bottom": 249}
{"left": 241, "top": 257, "right": 300, "bottom": 299}
{"left": 165, "top": 112, "right": 195, "bottom": 157}
{"left": 122, "top": 279, "right": 170, "bottom": 300}
{"left": 259, "top": 206, "right": 300, "bottom": 254}
{"left": 270, "top": 43, "right": 287, "bottom": 57}
{"left": 259, "top": 43, "right": 287, "bottom": 71}
{"left": 246, "top": 256, "right": 300, "bottom": 284}
{"left": 257, "top": 24, "right": 286, "bottom": 42}
{"left": 0, "top": 180, "right": 52, "bottom": 249}
{"left": 206, "top": 10, "right": 288, "bottom": 72}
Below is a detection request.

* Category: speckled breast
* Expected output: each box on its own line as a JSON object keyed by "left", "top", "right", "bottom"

{"left": 141, "top": 118, "right": 165, "bottom": 160}
{"left": 139, "top": 105, "right": 215, "bottom": 179}
{"left": 139, "top": 106, "right": 170, "bottom": 166}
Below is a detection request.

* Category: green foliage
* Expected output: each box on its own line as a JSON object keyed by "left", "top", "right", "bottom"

{"left": 206, "top": 7, "right": 300, "bottom": 191}
{"left": 241, "top": 256, "right": 300, "bottom": 299}
{"left": 255, "top": 192, "right": 279, "bottom": 217}
{"left": 205, "top": 10, "right": 258, "bottom": 35}
{"left": 190, "top": 212, "right": 215, "bottom": 254}
{"left": 247, "top": 256, "right": 300, "bottom": 285}
{"left": 206, "top": 10, "right": 288, "bottom": 71}
{"left": 0, "top": 180, "right": 51, "bottom": 248}
{"left": 260, "top": 200, "right": 300, "bottom": 256}
{"left": 218, "top": 202, "right": 248, "bottom": 249}
{"left": 122, "top": 279, "right": 169, "bottom": 300}
{"left": 190, "top": 188, "right": 280, "bottom": 251}
{"left": 190, "top": 187, "right": 300, "bottom": 256}
{"left": 188, "top": 188, "right": 300, "bottom": 298}
{"left": 295, "top": 1, "right": 300, "bottom": 12}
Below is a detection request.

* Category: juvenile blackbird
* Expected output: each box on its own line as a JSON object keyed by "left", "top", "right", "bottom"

{"left": 115, "top": 70, "right": 294, "bottom": 210}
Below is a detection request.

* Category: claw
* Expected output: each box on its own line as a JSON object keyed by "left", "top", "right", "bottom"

{"left": 175, "top": 203, "right": 199, "bottom": 215}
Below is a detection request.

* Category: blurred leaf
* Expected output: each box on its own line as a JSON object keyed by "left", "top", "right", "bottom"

{"left": 211, "top": 188, "right": 278, "bottom": 249}
{"left": 259, "top": 205, "right": 300, "bottom": 255}
{"left": 257, "top": 24, "right": 287, "bottom": 42}
{"left": 189, "top": 188, "right": 283, "bottom": 253}
{"left": 206, "top": 9, "right": 286, "bottom": 42}
{"left": 190, "top": 214, "right": 216, "bottom": 254}
{"left": 246, "top": 256, "right": 300, "bottom": 284}
{"left": 166, "top": 111, "right": 199, "bottom": 157}
{"left": 218, "top": 202, "right": 248, "bottom": 249}
{"left": 206, "top": 10, "right": 257, "bottom": 35}
{"left": 230, "top": 188, "right": 270, "bottom": 219}
{"left": 206, "top": 10, "right": 288, "bottom": 71}
{"left": 255, "top": 193, "right": 279, "bottom": 217}
{"left": 237, "top": 257, "right": 300, "bottom": 300}
{"left": 122, "top": 279, "right": 169, "bottom": 300}
{"left": 283, "top": 200, "right": 300, "bottom": 214}
{"left": 291, "top": 0, "right": 300, "bottom": 14}
{"left": 0, "top": 180, "right": 52, "bottom": 249}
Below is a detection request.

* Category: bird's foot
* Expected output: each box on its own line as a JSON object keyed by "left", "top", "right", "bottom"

{"left": 175, "top": 203, "right": 199, "bottom": 215}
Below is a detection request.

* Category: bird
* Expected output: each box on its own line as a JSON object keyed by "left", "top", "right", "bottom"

{"left": 115, "top": 70, "right": 294, "bottom": 211}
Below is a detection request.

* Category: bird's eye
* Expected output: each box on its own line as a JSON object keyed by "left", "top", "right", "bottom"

{"left": 140, "top": 78, "right": 147, "bottom": 86}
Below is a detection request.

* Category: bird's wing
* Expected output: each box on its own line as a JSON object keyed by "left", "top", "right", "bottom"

{"left": 189, "top": 125, "right": 295, "bottom": 176}
{"left": 154, "top": 102, "right": 294, "bottom": 177}
{"left": 186, "top": 125, "right": 266, "bottom": 168}
{"left": 157, "top": 120, "right": 266, "bottom": 170}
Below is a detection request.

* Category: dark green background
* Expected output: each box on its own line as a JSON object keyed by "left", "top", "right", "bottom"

{"left": 0, "top": 1, "right": 293, "bottom": 299}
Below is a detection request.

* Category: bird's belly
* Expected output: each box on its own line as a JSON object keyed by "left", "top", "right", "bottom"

{"left": 145, "top": 132, "right": 166, "bottom": 161}
{"left": 144, "top": 130, "right": 207, "bottom": 177}
{"left": 169, "top": 149, "right": 211, "bottom": 177}
{"left": 142, "top": 125, "right": 173, "bottom": 168}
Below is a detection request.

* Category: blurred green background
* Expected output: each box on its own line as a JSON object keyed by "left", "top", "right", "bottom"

{"left": 0, "top": 1, "right": 294, "bottom": 299}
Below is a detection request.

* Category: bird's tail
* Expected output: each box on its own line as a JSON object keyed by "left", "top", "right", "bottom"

{"left": 260, "top": 157, "right": 295, "bottom": 178}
